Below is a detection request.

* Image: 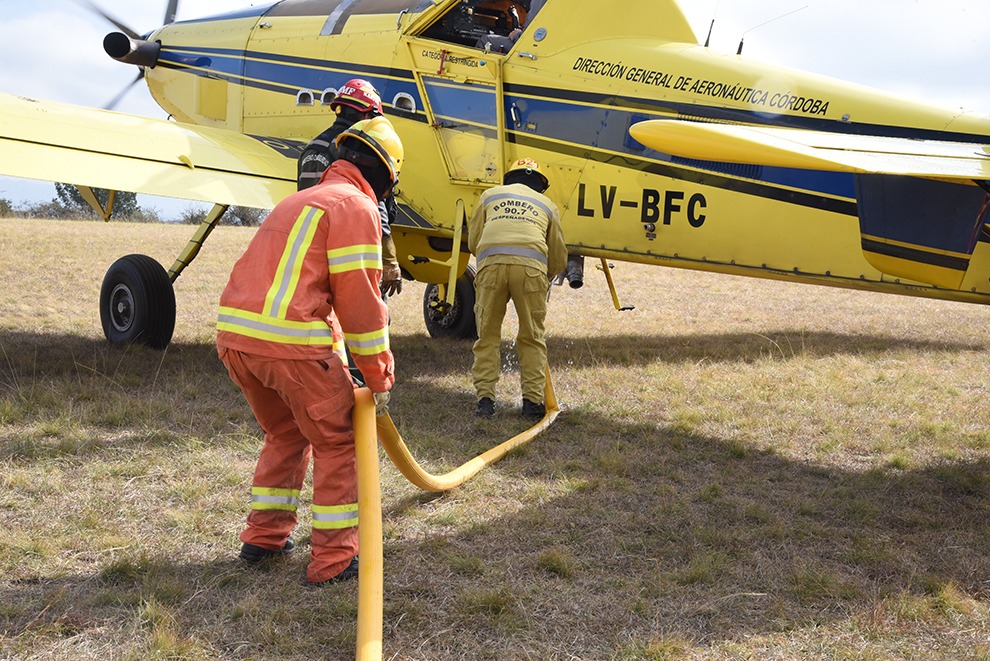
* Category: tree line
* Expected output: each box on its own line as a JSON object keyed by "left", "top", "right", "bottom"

{"left": 0, "top": 183, "right": 267, "bottom": 226}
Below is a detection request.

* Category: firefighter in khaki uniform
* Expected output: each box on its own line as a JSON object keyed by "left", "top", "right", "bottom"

{"left": 468, "top": 157, "right": 567, "bottom": 419}
{"left": 216, "top": 116, "right": 402, "bottom": 586}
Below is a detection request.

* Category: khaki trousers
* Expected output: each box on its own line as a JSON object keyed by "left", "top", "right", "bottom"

{"left": 472, "top": 263, "right": 548, "bottom": 403}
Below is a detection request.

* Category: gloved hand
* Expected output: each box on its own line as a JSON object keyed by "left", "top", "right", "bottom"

{"left": 373, "top": 391, "right": 390, "bottom": 417}
{"left": 380, "top": 261, "right": 403, "bottom": 296}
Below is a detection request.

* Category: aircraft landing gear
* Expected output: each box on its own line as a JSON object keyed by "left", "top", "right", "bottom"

{"left": 100, "top": 254, "right": 176, "bottom": 349}
{"left": 98, "top": 203, "right": 228, "bottom": 350}
{"left": 422, "top": 264, "right": 477, "bottom": 339}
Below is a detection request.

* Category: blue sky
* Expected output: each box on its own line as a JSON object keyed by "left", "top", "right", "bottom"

{"left": 1, "top": 0, "right": 989, "bottom": 217}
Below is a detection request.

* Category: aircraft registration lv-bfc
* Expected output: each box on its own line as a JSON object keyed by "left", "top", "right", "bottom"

{"left": 2, "top": 0, "right": 990, "bottom": 348}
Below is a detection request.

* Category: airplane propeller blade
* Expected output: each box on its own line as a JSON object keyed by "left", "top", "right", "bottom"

{"left": 164, "top": 0, "right": 179, "bottom": 25}
{"left": 73, "top": 0, "right": 141, "bottom": 40}
{"left": 102, "top": 70, "right": 144, "bottom": 110}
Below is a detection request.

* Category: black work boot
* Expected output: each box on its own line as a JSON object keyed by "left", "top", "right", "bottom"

{"left": 521, "top": 399, "right": 545, "bottom": 419}
{"left": 476, "top": 397, "right": 496, "bottom": 417}
{"left": 239, "top": 538, "right": 296, "bottom": 563}
{"left": 307, "top": 557, "right": 359, "bottom": 587}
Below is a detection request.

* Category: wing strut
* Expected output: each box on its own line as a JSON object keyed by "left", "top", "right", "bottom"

{"left": 77, "top": 186, "right": 117, "bottom": 221}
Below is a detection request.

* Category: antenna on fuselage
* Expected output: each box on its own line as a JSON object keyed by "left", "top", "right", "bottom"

{"left": 704, "top": 0, "right": 721, "bottom": 47}
{"left": 737, "top": 5, "right": 808, "bottom": 55}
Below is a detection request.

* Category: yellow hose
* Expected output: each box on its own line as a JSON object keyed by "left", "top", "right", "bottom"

{"left": 354, "top": 366, "right": 560, "bottom": 660}
{"left": 353, "top": 388, "right": 383, "bottom": 661}
{"left": 376, "top": 365, "right": 559, "bottom": 492}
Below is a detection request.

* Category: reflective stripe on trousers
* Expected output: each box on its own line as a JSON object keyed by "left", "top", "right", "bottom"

{"left": 218, "top": 347, "right": 360, "bottom": 583}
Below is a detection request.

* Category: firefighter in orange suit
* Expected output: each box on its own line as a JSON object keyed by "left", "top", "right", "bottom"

{"left": 216, "top": 116, "right": 403, "bottom": 586}
{"left": 468, "top": 157, "right": 567, "bottom": 419}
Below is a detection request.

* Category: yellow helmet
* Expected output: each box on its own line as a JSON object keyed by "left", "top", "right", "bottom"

{"left": 335, "top": 116, "right": 404, "bottom": 184}
{"left": 505, "top": 157, "right": 549, "bottom": 190}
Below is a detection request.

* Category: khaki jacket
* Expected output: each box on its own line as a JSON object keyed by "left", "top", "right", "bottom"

{"left": 468, "top": 183, "right": 567, "bottom": 277}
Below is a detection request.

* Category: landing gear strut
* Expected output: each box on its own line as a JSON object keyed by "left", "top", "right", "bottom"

{"left": 422, "top": 264, "right": 477, "bottom": 339}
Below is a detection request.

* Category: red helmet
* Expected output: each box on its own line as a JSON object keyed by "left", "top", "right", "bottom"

{"left": 330, "top": 78, "right": 383, "bottom": 115}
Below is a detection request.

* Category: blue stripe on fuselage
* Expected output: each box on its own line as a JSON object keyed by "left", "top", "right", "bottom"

{"left": 158, "top": 47, "right": 421, "bottom": 105}
{"left": 503, "top": 92, "right": 858, "bottom": 200}
{"left": 160, "top": 46, "right": 415, "bottom": 80}
{"left": 151, "top": 46, "right": 982, "bottom": 205}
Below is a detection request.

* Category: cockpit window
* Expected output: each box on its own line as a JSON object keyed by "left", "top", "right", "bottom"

{"left": 266, "top": 0, "right": 426, "bottom": 19}
{"left": 420, "top": 0, "right": 532, "bottom": 53}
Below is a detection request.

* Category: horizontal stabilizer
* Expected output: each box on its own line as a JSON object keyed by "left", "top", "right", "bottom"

{"left": 629, "top": 120, "right": 990, "bottom": 181}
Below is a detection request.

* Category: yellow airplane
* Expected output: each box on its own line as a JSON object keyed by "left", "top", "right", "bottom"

{"left": 2, "top": 0, "right": 990, "bottom": 349}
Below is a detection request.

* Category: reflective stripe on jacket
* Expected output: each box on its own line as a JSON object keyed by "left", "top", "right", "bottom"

{"left": 468, "top": 182, "right": 567, "bottom": 276}
{"left": 217, "top": 160, "right": 394, "bottom": 392}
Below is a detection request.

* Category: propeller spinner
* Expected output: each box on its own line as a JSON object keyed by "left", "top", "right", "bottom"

{"left": 73, "top": 0, "right": 180, "bottom": 109}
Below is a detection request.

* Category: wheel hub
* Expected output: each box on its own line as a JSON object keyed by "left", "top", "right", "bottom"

{"left": 109, "top": 284, "right": 134, "bottom": 332}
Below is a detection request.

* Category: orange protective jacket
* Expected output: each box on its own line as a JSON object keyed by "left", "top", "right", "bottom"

{"left": 217, "top": 161, "right": 394, "bottom": 392}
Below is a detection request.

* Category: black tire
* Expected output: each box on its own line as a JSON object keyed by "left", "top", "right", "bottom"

{"left": 423, "top": 264, "right": 477, "bottom": 339}
{"left": 100, "top": 254, "right": 176, "bottom": 350}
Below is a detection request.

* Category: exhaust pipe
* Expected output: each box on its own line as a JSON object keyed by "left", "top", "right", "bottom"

{"left": 103, "top": 32, "right": 161, "bottom": 68}
{"left": 564, "top": 254, "right": 584, "bottom": 289}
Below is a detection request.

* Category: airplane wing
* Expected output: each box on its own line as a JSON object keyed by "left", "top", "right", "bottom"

{"left": 629, "top": 119, "right": 990, "bottom": 181}
{"left": 0, "top": 93, "right": 299, "bottom": 209}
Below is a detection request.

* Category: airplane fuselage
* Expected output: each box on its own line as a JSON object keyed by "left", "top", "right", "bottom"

{"left": 140, "top": 0, "right": 990, "bottom": 304}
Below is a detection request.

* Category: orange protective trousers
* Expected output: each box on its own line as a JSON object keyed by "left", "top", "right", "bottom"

{"left": 219, "top": 347, "right": 358, "bottom": 583}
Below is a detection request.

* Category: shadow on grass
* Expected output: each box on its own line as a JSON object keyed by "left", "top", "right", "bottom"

{"left": 0, "top": 330, "right": 224, "bottom": 379}
{"left": 2, "top": 401, "right": 987, "bottom": 658}
{"left": 396, "top": 414, "right": 990, "bottom": 654}
{"left": 1, "top": 326, "right": 980, "bottom": 384}
{"left": 1, "top": 329, "right": 989, "bottom": 657}
{"left": 392, "top": 328, "right": 985, "bottom": 379}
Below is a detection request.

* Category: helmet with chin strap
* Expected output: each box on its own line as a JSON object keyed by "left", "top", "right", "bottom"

{"left": 335, "top": 116, "right": 404, "bottom": 186}
{"left": 504, "top": 157, "right": 549, "bottom": 192}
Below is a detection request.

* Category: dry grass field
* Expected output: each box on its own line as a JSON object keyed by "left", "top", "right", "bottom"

{"left": 1, "top": 217, "right": 989, "bottom": 660}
